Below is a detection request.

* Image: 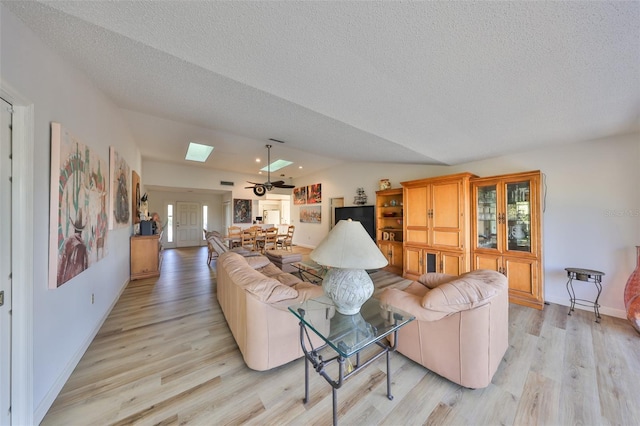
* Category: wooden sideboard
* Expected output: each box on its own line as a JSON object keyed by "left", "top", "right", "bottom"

{"left": 130, "top": 234, "right": 162, "bottom": 280}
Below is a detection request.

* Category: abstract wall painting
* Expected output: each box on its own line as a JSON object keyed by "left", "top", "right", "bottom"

{"left": 132, "top": 170, "right": 141, "bottom": 224}
{"left": 307, "top": 183, "right": 322, "bottom": 204}
{"left": 300, "top": 206, "right": 321, "bottom": 223}
{"left": 49, "top": 122, "right": 109, "bottom": 289}
{"left": 233, "top": 199, "right": 252, "bottom": 224}
{"left": 293, "top": 186, "right": 307, "bottom": 205}
{"left": 109, "top": 146, "right": 130, "bottom": 230}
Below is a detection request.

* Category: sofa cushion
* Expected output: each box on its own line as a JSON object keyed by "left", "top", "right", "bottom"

{"left": 218, "top": 252, "right": 299, "bottom": 303}
{"left": 244, "top": 278, "right": 299, "bottom": 303}
{"left": 245, "top": 255, "right": 271, "bottom": 269}
{"left": 257, "top": 263, "right": 284, "bottom": 277}
{"left": 421, "top": 270, "right": 507, "bottom": 312}
{"left": 270, "top": 272, "right": 303, "bottom": 287}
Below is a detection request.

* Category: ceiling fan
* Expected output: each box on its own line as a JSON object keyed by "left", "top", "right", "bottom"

{"left": 245, "top": 144, "right": 295, "bottom": 196}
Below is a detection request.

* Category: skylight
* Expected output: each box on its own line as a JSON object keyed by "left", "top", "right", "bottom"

{"left": 261, "top": 159, "right": 293, "bottom": 172}
{"left": 185, "top": 142, "right": 214, "bottom": 162}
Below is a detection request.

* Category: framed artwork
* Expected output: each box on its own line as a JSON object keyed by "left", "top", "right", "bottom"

{"left": 109, "top": 146, "right": 130, "bottom": 229}
{"left": 293, "top": 186, "right": 307, "bottom": 205}
{"left": 233, "top": 199, "right": 252, "bottom": 223}
{"left": 132, "top": 170, "right": 140, "bottom": 224}
{"left": 48, "top": 122, "right": 109, "bottom": 289}
{"left": 307, "top": 183, "right": 322, "bottom": 204}
{"left": 300, "top": 206, "right": 321, "bottom": 223}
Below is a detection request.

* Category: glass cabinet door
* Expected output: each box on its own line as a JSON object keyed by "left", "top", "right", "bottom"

{"left": 505, "top": 181, "right": 531, "bottom": 253}
{"left": 476, "top": 185, "right": 498, "bottom": 249}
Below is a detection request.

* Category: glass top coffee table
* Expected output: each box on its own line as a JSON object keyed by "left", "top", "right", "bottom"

{"left": 291, "top": 260, "right": 327, "bottom": 283}
{"left": 288, "top": 296, "right": 414, "bottom": 426}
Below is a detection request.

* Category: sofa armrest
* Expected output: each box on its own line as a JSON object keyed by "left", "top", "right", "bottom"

{"left": 379, "top": 288, "right": 449, "bottom": 322}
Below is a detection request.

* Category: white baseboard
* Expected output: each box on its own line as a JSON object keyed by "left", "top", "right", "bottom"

{"left": 34, "top": 278, "right": 130, "bottom": 423}
{"left": 544, "top": 295, "right": 626, "bottom": 319}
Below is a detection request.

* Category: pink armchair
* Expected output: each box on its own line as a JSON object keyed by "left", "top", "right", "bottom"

{"left": 379, "top": 270, "right": 508, "bottom": 388}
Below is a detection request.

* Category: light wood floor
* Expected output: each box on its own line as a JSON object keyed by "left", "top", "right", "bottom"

{"left": 42, "top": 247, "right": 640, "bottom": 425}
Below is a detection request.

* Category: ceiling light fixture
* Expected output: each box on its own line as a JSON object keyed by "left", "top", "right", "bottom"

{"left": 185, "top": 142, "right": 214, "bottom": 162}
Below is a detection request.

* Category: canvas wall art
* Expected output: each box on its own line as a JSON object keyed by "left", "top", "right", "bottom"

{"left": 49, "top": 122, "right": 109, "bottom": 289}
{"left": 233, "top": 199, "right": 252, "bottom": 223}
{"left": 132, "top": 170, "right": 141, "bottom": 224}
{"left": 293, "top": 186, "right": 307, "bottom": 205}
{"left": 109, "top": 146, "right": 130, "bottom": 229}
{"left": 307, "top": 183, "right": 322, "bottom": 204}
{"left": 300, "top": 206, "right": 321, "bottom": 223}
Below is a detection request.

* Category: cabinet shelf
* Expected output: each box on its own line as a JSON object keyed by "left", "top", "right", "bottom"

{"left": 376, "top": 188, "right": 404, "bottom": 274}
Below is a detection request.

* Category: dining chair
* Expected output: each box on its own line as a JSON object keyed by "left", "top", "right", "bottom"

{"left": 277, "top": 225, "right": 295, "bottom": 251}
{"left": 241, "top": 229, "right": 257, "bottom": 251}
{"left": 228, "top": 226, "right": 242, "bottom": 248}
{"left": 260, "top": 227, "right": 279, "bottom": 253}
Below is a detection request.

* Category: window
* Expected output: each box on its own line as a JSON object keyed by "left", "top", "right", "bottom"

{"left": 202, "top": 205, "right": 208, "bottom": 240}
{"left": 167, "top": 204, "right": 174, "bottom": 243}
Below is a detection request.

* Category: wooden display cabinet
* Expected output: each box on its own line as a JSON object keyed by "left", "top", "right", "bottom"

{"left": 470, "top": 170, "right": 544, "bottom": 309}
{"left": 130, "top": 234, "right": 163, "bottom": 280}
{"left": 401, "top": 173, "right": 475, "bottom": 280}
{"left": 404, "top": 246, "right": 465, "bottom": 278}
{"left": 375, "top": 188, "right": 404, "bottom": 274}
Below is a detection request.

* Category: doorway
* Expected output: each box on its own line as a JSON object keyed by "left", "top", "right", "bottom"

{"left": 1, "top": 82, "right": 35, "bottom": 425}
{"left": 330, "top": 197, "right": 344, "bottom": 229}
{"left": 0, "top": 97, "right": 12, "bottom": 425}
{"left": 176, "top": 201, "right": 202, "bottom": 247}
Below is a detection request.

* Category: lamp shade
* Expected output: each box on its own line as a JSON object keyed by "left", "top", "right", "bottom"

{"left": 310, "top": 219, "right": 388, "bottom": 269}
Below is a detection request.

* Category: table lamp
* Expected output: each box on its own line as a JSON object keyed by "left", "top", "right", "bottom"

{"left": 310, "top": 219, "right": 388, "bottom": 314}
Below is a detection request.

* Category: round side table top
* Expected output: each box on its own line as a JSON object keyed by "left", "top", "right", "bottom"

{"left": 565, "top": 267, "right": 605, "bottom": 276}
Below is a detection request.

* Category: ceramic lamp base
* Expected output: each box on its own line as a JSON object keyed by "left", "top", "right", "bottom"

{"left": 322, "top": 268, "right": 374, "bottom": 315}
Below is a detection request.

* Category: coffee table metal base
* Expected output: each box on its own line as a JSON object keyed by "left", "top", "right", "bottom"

{"left": 298, "top": 322, "right": 397, "bottom": 426}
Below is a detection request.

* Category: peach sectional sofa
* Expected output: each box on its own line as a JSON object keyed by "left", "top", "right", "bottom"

{"left": 379, "top": 270, "right": 508, "bottom": 388}
{"left": 216, "top": 251, "right": 324, "bottom": 371}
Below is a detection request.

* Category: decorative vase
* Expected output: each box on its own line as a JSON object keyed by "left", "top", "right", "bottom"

{"left": 624, "top": 246, "right": 640, "bottom": 334}
{"left": 322, "top": 268, "right": 374, "bottom": 315}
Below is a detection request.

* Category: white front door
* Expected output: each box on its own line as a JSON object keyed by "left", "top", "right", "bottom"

{"left": 0, "top": 97, "right": 13, "bottom": 425}
{"left": 176, "top": 202, "right": 201, "bottom": 247}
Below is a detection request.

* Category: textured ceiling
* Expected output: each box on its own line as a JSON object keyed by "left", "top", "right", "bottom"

{"left": 4, "top": 1, "right": 639, "bottom": 179}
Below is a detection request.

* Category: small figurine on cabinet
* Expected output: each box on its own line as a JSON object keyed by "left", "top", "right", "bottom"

{"left": 354, "top": 188, "right": 368, "bottom": 205}
{"left": 379, "top": 179, "right": 391, "bottom": 190}
{"left": 140, "top": 193, "right": 149, "bottom": 220}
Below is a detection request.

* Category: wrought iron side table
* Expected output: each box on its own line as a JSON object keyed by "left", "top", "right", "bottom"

{"left": 289, "top": 296, "right": 414, "bottom": 426}
{"left": 565, "top": 267, "right": 605, "bottom": 323}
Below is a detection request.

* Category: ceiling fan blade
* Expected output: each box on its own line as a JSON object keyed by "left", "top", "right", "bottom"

{"left": 270, "top": 180, "right": 285, "bottom": 186}
{"left": 275, "top": 184, "right": 295, "bottom": 189}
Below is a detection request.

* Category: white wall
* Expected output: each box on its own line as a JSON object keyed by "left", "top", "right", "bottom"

{"left": 1, "top": 6, "right": 141, "bottom": 422}
{"left": 292, "top": 133, "right": 640, "bottom": 319}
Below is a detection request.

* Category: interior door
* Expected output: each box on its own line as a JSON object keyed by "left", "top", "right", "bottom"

{"left": 330, "top": 197, "right": 344, "bottom": 230}
{"left": 0, "top": 97, "right": 13, "bottom": 425}
{"left": 176, "top": 202, "right": 202, "bottom": 247}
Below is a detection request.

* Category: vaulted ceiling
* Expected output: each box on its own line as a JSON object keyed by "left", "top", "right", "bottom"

{"left": 4, "top": 1, "right": 639, "bottom": 179}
